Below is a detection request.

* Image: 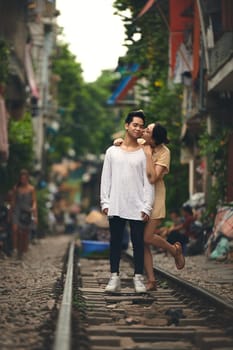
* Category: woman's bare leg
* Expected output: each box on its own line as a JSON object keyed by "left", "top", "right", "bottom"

{"left": 17, "top": 228, "right": 23, "bottom": 257}
{"left": 144, "top": 218, "right": 185, "bottom": 276}
{"left": 144, "top": 243, "right": 155, "bottom": 282}
{"left": 23, "top": 229, "right": 30, "bottom": 253}
{"left": 12, "top": 224, "right": 18, "bottom": 252}
{"left": 144, "top": 218, "right": 176, "bottom": 255}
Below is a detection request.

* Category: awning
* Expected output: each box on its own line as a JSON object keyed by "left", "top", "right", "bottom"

{"left": 107, "top": 63, "right": 140, "bottom": 105}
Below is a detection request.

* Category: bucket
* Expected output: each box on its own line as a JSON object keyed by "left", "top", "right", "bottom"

{"left": 81, "top": 240, "right": 110, "bottom": 258}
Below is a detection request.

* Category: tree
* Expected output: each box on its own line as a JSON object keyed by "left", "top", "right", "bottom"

{"left": 51, "top": 44, "right": 118, "bottom": 160}
{"left": 113, "top": 0, "right": 189, "bottom": 208}
{"left": 0, "top": 112, "right": 34, "bottom": 194}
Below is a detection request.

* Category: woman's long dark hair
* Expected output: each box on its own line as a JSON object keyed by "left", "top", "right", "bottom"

{"left": 152, "top": 123, "right": 170, "bottom": 145}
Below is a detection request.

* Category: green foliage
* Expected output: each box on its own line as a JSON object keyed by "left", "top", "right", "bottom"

{"left": 0, "top": 39, "right": 9, "bottom": 83}
{"left": 198, "top": 121, "right": 231, "bottom": 212}
{"left": 113, "top": 0, "right": 188, "bottom": 210}
{"left": 71, "top": 77, "right": 119, "bottom": 155}
{"left": 0, "top": 112, "right": 48, "bottom": 232}
{"left": 114, "top": 0, "right": 169, "bottom": 81}
{"left": 52, "top": 44, "right": 84, "bottom": 106}
{"left": 46, "top": 133, "right": 74, "bottom": 164}
{"left": 36, "top": 188, "right": 49, "bottom": 235}
{"left": 0, "top": 112, "right": 34, "bottom": 193}
{"left": 8, "top": 112, "right": 34, "bottom": 146}
{"left": 51, "top": 44, "right": 118, "bottom": 160}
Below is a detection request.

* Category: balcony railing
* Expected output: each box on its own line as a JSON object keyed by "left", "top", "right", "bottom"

{"left": 209, "top": 32, "right": 233, "bottom": 77}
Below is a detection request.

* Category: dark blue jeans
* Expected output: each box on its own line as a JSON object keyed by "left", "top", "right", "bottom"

{"left": 108, "top": 216, "right": 145, "bottom": 275}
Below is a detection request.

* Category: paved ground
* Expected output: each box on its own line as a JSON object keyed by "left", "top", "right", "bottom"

{"left": 0, "top": 234, "right": 71, "bottom": 350}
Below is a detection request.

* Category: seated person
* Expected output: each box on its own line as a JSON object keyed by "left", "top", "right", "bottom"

{"left": 166, "top": 205, "right": 196, "bottom": 253}
{"left": 158, "top": 208, "right": 183, "bottom": 239}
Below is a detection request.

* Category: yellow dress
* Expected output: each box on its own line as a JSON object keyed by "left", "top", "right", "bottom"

{"left": 150, "top": 144, "right": 170, "bottom": 220}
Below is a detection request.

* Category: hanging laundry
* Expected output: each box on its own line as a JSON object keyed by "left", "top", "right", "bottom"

{"left": 173, "top": 42, "right": 193, "bottom": 84}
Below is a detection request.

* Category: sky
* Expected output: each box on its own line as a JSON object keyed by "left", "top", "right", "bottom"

{"left": 56, "top": 0, "right": 128, "bottom": 82}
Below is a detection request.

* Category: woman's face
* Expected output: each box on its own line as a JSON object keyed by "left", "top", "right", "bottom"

{"left": 20, "top": 174, "right": 29, "bottom": 185}
{"left": 142, "top": 123, "right": 155, "bottom": 143}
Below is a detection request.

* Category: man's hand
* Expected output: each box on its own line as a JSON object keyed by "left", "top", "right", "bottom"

{"left": 141, "top": 212, "right": 149, "bottom": 222}
{"left": 137, "top": 138, "right": 146, "bottom": 145}
{"left": 167, "top": 225, "right": 175, "bottom": 234}
{"left": 103, "top": 208, "right": 108, "bottom": 215}
{"left": 113, "top": 138, "right": 123, "bottom": 146}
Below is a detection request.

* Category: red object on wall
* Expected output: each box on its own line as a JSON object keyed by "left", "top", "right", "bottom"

{"left": 137, "top": 0, "right": 156, "bottom": 18}
{"left": 169, "top": 0, "right": 193, "bottom": 78}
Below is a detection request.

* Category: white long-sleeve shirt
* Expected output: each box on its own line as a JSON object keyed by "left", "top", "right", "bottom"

{"left": 100, "top": 145, "right": 154, "bottom": 220}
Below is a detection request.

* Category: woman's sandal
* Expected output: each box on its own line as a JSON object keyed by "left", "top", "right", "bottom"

{"left": 173, "top": 242, "right": 185, "bottom": 270}
{"left": 146, "top": 280, "right": 157, "bottom": 291}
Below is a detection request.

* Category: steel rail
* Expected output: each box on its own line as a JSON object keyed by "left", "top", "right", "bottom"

{"left": 155, "top": 266, "right": 233, "bottom": 314}
{"left": 53, "top": 240, "right": 74, "bottom": 350}
{"left": 125, "top": 249, "right": 233, "bottom": 314}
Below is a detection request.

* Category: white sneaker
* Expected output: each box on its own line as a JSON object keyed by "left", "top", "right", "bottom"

{"left": 105, "top": 273, "right": 121, "bottom": 293}
{"left": 133, "top": 274, "right": 146, "bottom": 293}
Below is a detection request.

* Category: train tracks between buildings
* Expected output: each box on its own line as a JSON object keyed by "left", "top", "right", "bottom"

{"left": 53, "top": 241, "right": 233, "bottom": 350}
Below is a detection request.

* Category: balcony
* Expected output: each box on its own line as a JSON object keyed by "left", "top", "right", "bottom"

{"left": 208, "top": 32, "right": 233, "bottom": 91}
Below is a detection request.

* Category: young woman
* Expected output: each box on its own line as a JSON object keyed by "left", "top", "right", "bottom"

{"left": 142, "top": 123, "right": 185, "bottom": 291}
{"left": 114, "top": 122, "right": 185, "bottom": 291}
{"left": 11, "top": 169, "right": 38, "bottom": 258}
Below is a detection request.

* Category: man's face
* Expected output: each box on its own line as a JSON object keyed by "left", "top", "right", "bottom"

{"left": 170, "top": 212, "right": 178, "bottom": 222}
{"left": 181, "top": 209, "right": 191, "bottom": 218}
{"left": 126, "top": 117, "right": 144, "bottom": 139}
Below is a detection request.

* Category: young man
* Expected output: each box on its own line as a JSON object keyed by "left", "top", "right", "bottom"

{"left": 100, "top": 110, "right": 154, "bottom": 293}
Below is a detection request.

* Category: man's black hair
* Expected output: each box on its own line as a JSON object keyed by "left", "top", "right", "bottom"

{"left": 125, "top": 109, "right": 145, "bottom": 124}
{"left": 182, "top": 204, "right": 193, "bottom": 215}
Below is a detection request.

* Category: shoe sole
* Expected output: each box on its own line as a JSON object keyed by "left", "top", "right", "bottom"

{"left": 105, "top": 284, "right": 121, "bottom": 293}
{"left": 105, "top": 289, "right": 121, "bottom": 294}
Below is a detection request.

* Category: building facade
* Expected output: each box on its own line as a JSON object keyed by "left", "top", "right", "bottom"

{"left": 0, "top": 0, "right": 58, "bottom": 172}
{"left": 169, "top": 0, "right": 233, "bottom": 204}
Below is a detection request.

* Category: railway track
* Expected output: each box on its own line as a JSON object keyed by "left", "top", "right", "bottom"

{"left": 53, "top": 241, "right": 233, "bottom": 350}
